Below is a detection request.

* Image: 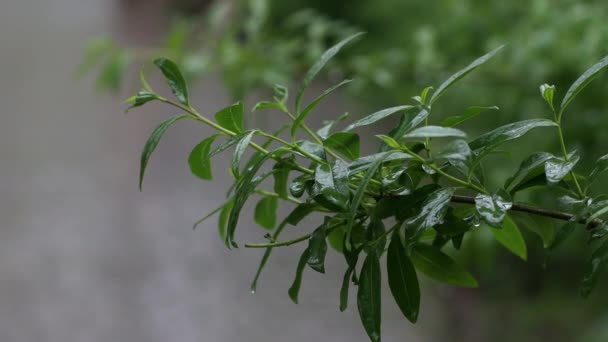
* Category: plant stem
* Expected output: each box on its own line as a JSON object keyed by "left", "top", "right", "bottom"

{"left": 555, "top": 124, "right": 585, "bottom": 197}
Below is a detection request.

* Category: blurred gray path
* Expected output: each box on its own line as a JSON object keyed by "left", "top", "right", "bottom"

{"left": 0, "top": 1, "right": 428, "bottom": 341}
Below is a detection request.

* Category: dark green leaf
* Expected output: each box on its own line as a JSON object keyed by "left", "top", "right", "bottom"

{"left": 357, "top": 251, "right": 382, "bottom": 342}
{"left": 402, "top": 126, "right": 467, "bottom": 139}
{"left": 345, "top": 105, "right": 413, "bottom": 131}
{"left": 188, "top": 134, "right": 220, "bottom": 180}
{"left": 125, "top": 91, "right": 160, "bottom": 113}
{"left": 488, "top": 215, "right": 527, "bottom": 260}
{"left": 504, "top": 152, "right": 555, "bottom": 193}
{"left": 324, "top": 132, "right": 360, "bottom": 160}
{"left": 581, "top": 239, "right": 608, "bottom": 297}
{"left": 311, "top": 161, "right": 349, "bottom": 211}
{"left": 209, "top": 132, "right": 249, "bottom": 158}
{"left": 215, "top": 101, "right": 244, "bottom": 133}
{"left": 440, "top": 106, "right": 499, "bottom": 127}
{"left": 405, "top": 188, "right": 455, "bottom": 247}
{"left": 561, "top": 56, "right": 608, "bottom": 113}
{"left": 475, "top": 192, "right": 512, "bottom": 228}
{"left": 272, "top": 162, "right": 290, "bottom": 199}
{"left": 340, "top": 246, "right": 361, "bottom": 311}
{"left": 387, "top": 236, "right": 420, "bottom": 323}
{"left": 291, "top": 79, "right": 352, "bottom": 138}
{"left": 307, "top": 224, "right": 328, "bottom": 273}
{"left": 589, "top": 154, "right": 608, "bottom": 184}
{"left": 545, "top": 151, "right": 580, "bottom": 184}
{"left": 435, "top": 139, "right": 472, "bottom": 163}
{"left": 285, "top": 203, "right": 318, "bottom": 226}
{"left": 218, "top": 200, "right": 233, "bottom": 241}
{"left": 430, "top": 45, "right": 504, "bottom": 104}
{"left": 153, "top": 57, "right": 189, "bottom": 105}
{"left": 296, "top": 140, "right": 326, "bottom": 160}
{"left": 317, "top": 112, "right": 350, "bottom": 139}
{"left": 254, "top": 197, "right": 278, "bottom": 229}
{"left": 295, "top": 32, "right": 364, "bottom": 113}
{"left": 387, "top": 107, "right": 431, "bottom": 142}
{"left": 139, "top": 114, "right": 189, "bottom": 190}
{"left": 231, "top": 131, "right": 255, "bottom": 177}
{"left": 328, "top": 226, "right": 346, "bottom": 252}
{"left": 411, "top": 244, "right": 478, "bottom": 287}
{"left": 349, "top": 152, "right": 412, "bottom": 175}
{"left": 288, "top": 248, "right": 311, "bottom": 304}
{"left": 550, "top": 221, "right": 577, "bottom": 250}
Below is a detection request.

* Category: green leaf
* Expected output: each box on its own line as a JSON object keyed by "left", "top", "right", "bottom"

{"left": 218, "top": 200, "right": 233, "bottom": 241}
{"left": 475, "top": 191, "right": 512, "bottom": 228}
{"left": 188, "top": 134, "right": 220, "bottom": 180}
{"left": 317, "top": 112, "right": 350, "bottom": 139}
{"left": 291, "top": 79, "right": 352, "bottom": 138}
{"left": 307, "top": 224, "right": 328, "bottom": 273}
{"left": 469, "top": 119, "right": 558, "bottom": 161}
{"left": 139, "top": 114, "right": 189, "bottom": 190}
{"left": 504, "top": 152, "right": 555, "bottom": 193}
{"left": 296, "top": 140, "right": 326, "bottom": 160}
{"left": 97, "top": 49, "right": 131, "bottom": 91}
{"left": 125, "top": 91, "right": 159, "bottom": 113}
{"left": 440, "top": 106, "right": 499, "bottom": 127}
{"left": 545, "top": 151, "right": 580, "bottom": 184}
{"left": 252, "top": 101, "right": 282, "bottom": 111}
{"left": 550, "top": 221, "right": 576, "bottom": 251}
{"left": 328, "top": 226, "right": 346, "bottom": 252}
{"left": 273, "top": 84, "right": 289, "bottom": 103}
{"left": 215, "top": 102, "right": 244, "bottom": 133}
{"left": 209, "top": 132, "right": 249, "bottom": 158}
{"left": 581, "top": 239, "right": 608, "bottom": 297}
{"left": 345, "top": 105, "right": 413, "bottom": 131}
{"left": 346, "top": 153, "right": 393, "bottom": 250}
{"left": 403, "top": 126, "right": 467, "bottom": 140}
{"left": 539, "top": 84, "right": 555, "bottom": 110}
{"left": 340, "top": 246, "right": 360, "bottom": 311}
{"left": 289, "top": 174, "right": 311, "bottom": 198}
{"left": 254, "top": 197, "right": 278, "bottom": 229}
{"left": 285, "top": 203, "right": 318, "bottom": 226}
{"left": 349, "top": 152, "right": 412, "bottom": 175}
{"left": 411, "top": 244, "right": 478, "bottom": 287}
{"left": 375, "top": 135, "right": 401, "bottom": 149}
{"left": 357, "top": 251, "right": 382, "bottom": 342}
{"left": 153, "top": 57, "right": 189, "bottom": 106}
{"left": 288, "top": 248, "right": 311, "bottom": 304}
{"left": 272, "top": 162, "right": 290, "bottom": 199}
{"left": 488, "top": 215, "right": 527, "bottom": 260}
{"left": 78, "top": 36, "right": 113, "bottom": 76}
{"left": 405, "top": 188, "right": 455, "bottom": 247}
{"left": 231, "top": 130, "right": 256, "bottom": 177}
{"left": 387, "top": 107, "right": 430, "bottom": 142}
{"left": 387, "top": 236, "right": 420, "bottom": 323}
{"left": 561, "top": 56, "right": 608, "bottom": 114}
{"left": 435, "top": 139, "right": 472, "bottom": 163}
{"left": 311, "top": 162, "right": 349, "bottom": 212}
{"left": 323, "top": 132, "right": 360, "bottom": 160}
{"left": 430, "top": 45, "right": 504, "bottom": 104}
{"left": 589, "top": 154, "right": 608, "bottom": 184}
{"left": 295, "top": 32, "right": 364, "bottom": 113}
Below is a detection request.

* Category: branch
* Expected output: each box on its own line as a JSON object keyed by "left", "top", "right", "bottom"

{"left": 450, "top": 195, "right": 603, "bottom": 229}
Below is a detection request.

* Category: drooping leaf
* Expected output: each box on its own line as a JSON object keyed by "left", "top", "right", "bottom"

{"left": 345, "top": 105, "right": 413, "bottom": 131}
{"left": 153, "top": 57, "right": 190, "bottom": 106}
{"left": 475, "top": 191, "right": 513, "bottom": 228}
{"left": 215, "top": 101, "right": 244, "bottom": 133}
{"left": 288, "top": 248, "right": 311, "bottom": 304}
{"left": 311, "top": 162, "right": 349, "bottom": 212}
{"left": 307, "top": 224, "right": 328, "bottom": 273}
{"left": 357, "top": 250, "right": 382, "bottom": 342}
{"left": 387, "top": 236, "right": 420, "bottom": 323}
{"left": 561, "top": 56, "right": 608, "bottom": 114}
{"left": 272, "top": 162, "right": 291, "bottom": 199}
{"left": 231, "top": 130, "right": 256, "bottom": 177}
{"left": 469, "top": 119, "right": 557, "bottom": 162}
{"left": 139, "top": 114, "right": 189, "bottom": 190}
{"left": 545, "top": 151, "right": 580, "bottom": 184}
{"left": 340, "top": 245, "right": 360, "bottom": 311}
{"left": 285, "top": 203, "right": 318, "bottom": 226}
{"left": 254, "top": 197, "right": 278, "bottom": 229}
{"left": 411, "top": 244, "right": 478, "bottom": 287}
{"left": 488, "top": 215, "right": 527, "bottom": 260}
{"left": 581, "top": 239, "right": 608, "bottom": 297}
{"left": 440, "top": 106, "right": 499, "bottom": 127}
{"left": 217, "top": 200, "right": 233, "bottom": 241}
{"left": 188, "top": 134, "right": 221, "bottom": 180}
{"left": 429, "top": 45, "right": 504, "bottom": 104}
{"left": 324, "top": 132, "right": 360, "bottom": 160}
{"left": 504, "top": 152, "right": 555, "bottom": 193}
{"left": 405, "top": 188, "right": 455, "bottom": 247}
{"left": 295, "top": 32, "right": 364, "bottom": 113}
{"left": 291, "top": 79, "right": 353, "bottom": 138}
{"left": 402, "top": 126, "right": 467, "bottom": 140}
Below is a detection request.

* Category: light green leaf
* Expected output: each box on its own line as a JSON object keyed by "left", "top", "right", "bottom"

{"left": 561, "top": 56, "right": 608, "bottom": 114}
{"left": 375, "top": 135, "right": 401, "bottom": 149}
{"left": 403, "top": 126, "right": 467, "bottom": 140}
{"left": 125, "top": 91, "right": 159, "bottom": 113}
{"left": 188, "top": 134, "right": 220, "bottom": 180}
{"left": 387, "top": 236, "right": 420, "bottom": 323}
{"left": 295, "top": 32, "right": 364, "bottom": 113}
{"left": 231, "top": 131, "right": 256, "bottom": 177}
{"left": 323, "top": 132, "right": 360, "bottom": 160}
{"left": 97, "top": 49, "right": 131, "bottom": 91}
{"left": 252, "top": 101, "right": 282, "bottom": 111}
{"left": 291, "top": 79, "right": 352, "bottom": 138}
{"left": 539, "top": 84, "right": 555, "bottom": 110}
{"left": 273, "top": 84, "right": 289, "bottom": 103}
{"left": 488, "top": 215, "right": 527, "bottom": 260}
{"left": 78, "top": 36, "right": 113, "bottom": 76}
{"left": 345, "top": 105, "right": 413, "bottom": 131}
{"left": 215, "top": 101, "right": 244, "bottom": 133}
{"left": 153, "top": 57, "right": 189, "bottom": 106}
{"left": 411, "top": 244, "right": 478, "bottom": 287}
{"left": 440, "top": 106, "right": 499, "bottom": 127}
{"left": 307, "top": 224, "right": 328, "bottom": 273}
{"left": 288, "top": 248, "right": 311, "bottom": 304}
{"left": 139, "top": 114, "right": 189, "bottom": 190}
{"left": 254, "top": 197, "right": 278, "bottom": 229}
{"left": 430, "top": 45, "right": 504, "bottom": 104}
{"left": 357, "top": 251, "right": 382, "bottom": 342}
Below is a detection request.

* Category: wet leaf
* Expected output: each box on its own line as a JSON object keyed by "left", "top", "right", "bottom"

{"left": 324, "top": 132, "right": 360, "bottom": 160}
{"left": 307, "top": 224, "right": 328, "bottom": 273}
{"left": 153, "top": 57, "right": 189, "bottom": 105}
{"left": 387, "top": 236, "right": 420, "bottom": 323}
{"left": 254, "top": 197, "right": 278, "bottom": 229}
{"left": 475, "top": 191, "right": 513, "bottom": 228}
{"left": 440, "top": 106, "right": 499, "bottom": 127}
{"left": 357, "top": 251, "right": 382, "bottom": 342}
{"left": 215, "top": 101, "right": 244, "bottom": 133}
{"left": 488, "top": 215, "right": 527, "bottom": 260}
{"left": 345, "top": 105, "right": 413, "bottom": 131}
{"left": 188, "top": 134, "right": 221, "bottom": 180}
{"left": 412, "top": 244, "right": 478, "bottom": 287}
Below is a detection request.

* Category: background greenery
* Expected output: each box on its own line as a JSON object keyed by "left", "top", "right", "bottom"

{"left": 85, "top": 0, "right": 608, "bottom": 340}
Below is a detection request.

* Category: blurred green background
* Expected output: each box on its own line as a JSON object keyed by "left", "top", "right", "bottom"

{"left": 3, "top": 0, "right": 607, "bottom": 341}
